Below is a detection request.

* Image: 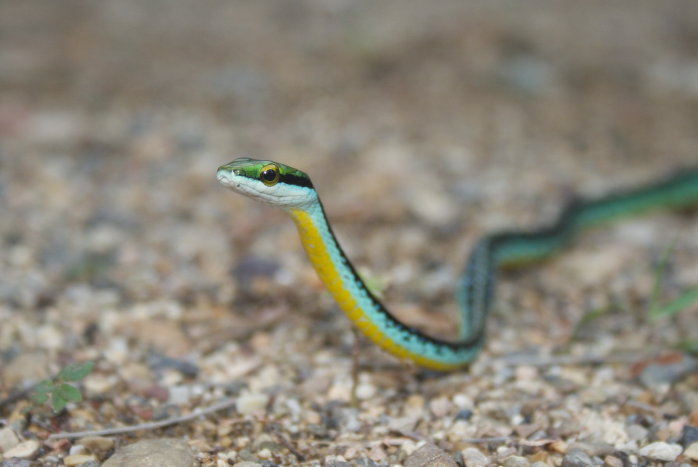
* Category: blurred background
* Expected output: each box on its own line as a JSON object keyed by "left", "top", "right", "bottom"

{"left": 1, "top": 1, "right": 698, "bottom": 380}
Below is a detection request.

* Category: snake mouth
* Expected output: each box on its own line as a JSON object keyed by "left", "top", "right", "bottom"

{"left": 216, "top": 167, "right": 240, "bottom": 191}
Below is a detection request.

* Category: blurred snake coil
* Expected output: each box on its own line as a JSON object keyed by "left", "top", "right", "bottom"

{"left": 217, "top": 159, "right": 698, "bottom": 370}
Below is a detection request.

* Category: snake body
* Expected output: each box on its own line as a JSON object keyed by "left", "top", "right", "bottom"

{"left": 217, "top": 159, "right": 698, "bottom": 370}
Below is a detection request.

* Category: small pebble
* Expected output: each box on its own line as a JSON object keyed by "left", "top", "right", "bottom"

{"left": 566, "top": 443, "right": 615, "bottom": 458}
{"left": 187, "top": 439, "right": 213, "bottom": 452}
{"left": 639, "top": 354, "right": 697, "bottom": 388}
{"left": 639, "top": 442, "right": 682, "bottom": 461}
{"left": 502, "top": 455, "right": 530, "bottom": 467}
{"left": 514, "top": 423, "right": 540, "bottom": 439}
{"left": 682, "top": 426, "right": 698, "bottom": 447}
{"left": 151, "top": 404, "right": 181, "bottom": 421}
{"left": 549, "top": 441, "right": 567, "bottom": 453}
{"left": 405, "top": 444, "right": 458, "bottom": 467}
{"left": 2, "top": 353, "right": 48, "bottom": 386}
{"left": 603, "top": 456, "right": 622, "bottom": 467}
{"left": 84, "top": 374, "right": 118, "bottom": 395}
{"left": 461, "top": 448, "right": 489, "bottom": 467}
{"left": 167, "top": 385, "right": 191, "bottom": 405}
{"left": 401, "top": 442, "right": 418, "bottom": 457}
{"left": 452, "top": 451, "right": 464, "bottom": 467}
{"left": 0, "top": 427, "right": 20, "bottom": 452}
{"left": 683, "top": 442, "right": 698, "bottom": 461}
{"left": 388, "top": 417, "right": 418, "bottom": 433}
{"left": 454, "top": 409, "right": 473, "bottom": 421}
{"left": 404, "top": 395, "right": 426, "bottom": 418}
{"left": 452, "top": 394, "right": 473, "bottom": 409}
{"left": 69, "top": 445, "right": 86, "bottom": 456}
{"left": 235, "top": 393, "right": 269, "bottom": 414}
{"left": 625, "top": 424, "right": 648, "bottom": 441}
{"left": 238, "top": 449, "right": 260, "bottom": 463}
{"left": 325, "top": 460, "right": 352, "bottom": 467}
{"left": 562, "top": 448, "right": 594, "bottom": 467}
{"left": 430, "top": 397, "right": 453, "bottom": 418}
{"left": 76, "top": 461, "right": 101, "bottom": 467}
{"left": 2, "top": 440, "right": 40, "bottom": 460}
{"left": 101, "top": 439, "right": 196, "bottom": 467}
{"left": 0, "top": 459, "right": 35, "bottom": 467}
{"left": 63, "top": 454, "right": 97, "bottom": 467}
{"left": 355, "top": 383, "right": 376, "bottom": 400}
{"left": 531, "top": 463, "right": 548, "bottom": 467}
{"left": 354, "top": 458, "right": 378, "bottom": 467}
{"left": 76, "top": 436, "right": 115, "bottom": 453}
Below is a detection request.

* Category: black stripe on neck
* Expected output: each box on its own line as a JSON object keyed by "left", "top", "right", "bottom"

{"left": 280, "top": 173, "right": 314, "bottom": 189}
{"left": 316, "top": 199, "right": 482, "bottom": 353}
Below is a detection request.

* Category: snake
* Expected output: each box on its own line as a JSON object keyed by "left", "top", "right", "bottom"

{"left": 217, "top": 158, "right": 698, "bottom": 370}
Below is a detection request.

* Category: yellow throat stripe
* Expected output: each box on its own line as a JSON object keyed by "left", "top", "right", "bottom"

{"left": 289, "top": 209, "right": 457, "bottom": 370}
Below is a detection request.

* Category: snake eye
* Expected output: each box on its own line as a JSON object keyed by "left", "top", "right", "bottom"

{"left": 260, "top": 165, "right": 280, "bottom": 186}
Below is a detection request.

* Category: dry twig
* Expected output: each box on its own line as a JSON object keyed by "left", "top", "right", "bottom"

{"left": 271, "top": 426, "right": 306, "bottom": 462}
{"left": 48, "top": 398, "right": 238, "bottom": 439}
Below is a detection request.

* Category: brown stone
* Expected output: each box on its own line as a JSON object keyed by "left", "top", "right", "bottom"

{"left": 102, "top": 439, "right": 198, "bottom": 467}
{"left": 75, "top": 436, "right": 115, "bottom": 454}
{"left": 405, "top": 444, "right": 458, "bottom": 467}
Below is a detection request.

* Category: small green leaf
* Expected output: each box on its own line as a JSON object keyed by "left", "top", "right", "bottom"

{"left": 649, "top": 242, "right": 677, "bottom": 318}
{"left": 34, "top": 380, "right": 54, "bottom": 395}
{"left": 570, "top": 307, "right": 608, "bottom": 340}
{"left": 52, "top": 392, "right": 68, "bottom": 412}
{"left": 31, "top": 380, "right": 54, "bottom": 405}
{"left": 55, "top": 384, "right": 82, "bottom": 403}
{"left": 57, "top": 361, "right": 94, "bottom": 383}
{"left": 32, "top": 393, "right": 49, "bottom": 405}
{"left": 650, "top": 287, "right": 698, "bottom": 321}
{"left": 675, "top": 339, "right": 698, "bottom": 355}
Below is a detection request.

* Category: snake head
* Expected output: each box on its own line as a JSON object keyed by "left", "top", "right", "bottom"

{"left": 217, "top": 158, "right": 317, "bottom": 210}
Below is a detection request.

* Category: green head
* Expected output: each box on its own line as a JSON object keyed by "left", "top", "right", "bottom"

{"left": 217, "top": 158, "right": 317, "bottom": 210}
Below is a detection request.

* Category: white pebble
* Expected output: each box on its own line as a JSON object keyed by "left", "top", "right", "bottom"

{"left": 684, "top": 443, "right": 698, "bottom": 461}
{"left": 68, "top": 445, "right": 86, "bottom": 456}
{"left": 0, "top": 427, "right": 20, "bottom": 452}
{"left": 461, "top": 447, "right": 489, "bottom": 467}
{"left": 3, "top": 440, "right": 40, "bottom": 459}
{"left": 355, "top": 383, "right": 376, "bottom": 400}
{"left": 639, "top": 442, "right": 682, "bottom": 461}
{"left": 401, "top": 440, "right": 417, "bottom": 456}
{"left": 168, "top": 385, "right": 191, "bottom": 405}
{"left": 453, "top": 393, "right": 473, "bottom": 409}
{"left": 236, "top": 393, "right": 269, "bottom": 414}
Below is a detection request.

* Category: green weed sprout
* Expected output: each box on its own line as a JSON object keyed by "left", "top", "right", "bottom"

{"left": 649, "top": 243, "right": 698, "bottom": 321}
{"left": 648, "top": 243, "right": 698, "bottom": 354}
{"left": 31, "top": 361, "right": 94, "bottom": 412}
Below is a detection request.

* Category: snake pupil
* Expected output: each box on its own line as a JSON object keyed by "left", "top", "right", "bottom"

{"left": 260, "top": 166, "right": 280, "bottom": 186}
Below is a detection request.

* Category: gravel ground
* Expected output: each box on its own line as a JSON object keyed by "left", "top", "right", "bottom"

{"left": 1, "top": 2, "right": 698, "bottom": 467}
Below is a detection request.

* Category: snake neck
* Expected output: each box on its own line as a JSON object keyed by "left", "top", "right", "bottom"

{"left": 286, "top": 201, "right": 387, "bottom": 323}
{"left": 286, "top": 200, "right": 483, "bottom": 370}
